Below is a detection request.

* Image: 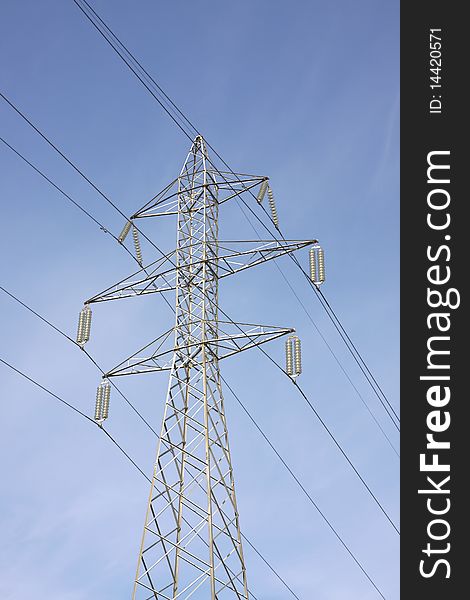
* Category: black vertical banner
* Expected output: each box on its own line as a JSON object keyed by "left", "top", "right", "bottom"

{"left": 401, "top": 3, "right": 466, "bottom": 599}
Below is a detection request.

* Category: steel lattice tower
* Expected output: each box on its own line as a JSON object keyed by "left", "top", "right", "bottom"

{"left": 82, "top": 136, "right": 316, "bottom": 599}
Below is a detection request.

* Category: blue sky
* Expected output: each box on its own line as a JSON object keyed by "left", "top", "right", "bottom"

{"left": 0, "top": 1, "right": 399, "bottom": 599}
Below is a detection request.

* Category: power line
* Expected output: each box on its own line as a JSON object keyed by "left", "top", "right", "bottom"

{"left": 0, "top": 356, "right": 148, "bottom": 479}
{"left": 284, "top": 248, "right": 400, "bottom": 428}
{"left": 0, "top": 131, "right": 181, "bottom": 322}
{"left": 0, "top": 283, "right": 387, "bottom": 598}
{"left": 0, "top": 136, "right": 111, "bottom": 236}
{"left": 0, "top": 134, "right": 166, "bottom": 281}
{"left": 231, "top": 325, "right": 400, "bottom": 536}
{"left": 213, "top": 310, "right": 399, "bottom": 532}
{"left": 261, "top": 258, "right": 399, "bottom": 457}
{"left": 0, "top": 284, "right": 162, "bottom": 438}
{"left": 0, "top": 91, "right": 178, "bottom": 277}
{"left": 70, "top": 0, "right": 399, "bottom": 434}
{"left": 0, "top": 92, "right": 128, "bottom": 220}
{"left": 0, "top": 355, "right": 292, "bottom": 600}
{"left": 242, "top": 537, "right": 301, "bottom": 600}
{"left": 221, "top": 375, "right": 387, "bottom": 599}
{"left": 74, "top": 0, "right": 197, "bottom": 138}
{"left": 317, "top": 283, "right": 400, "bottom": 423}
{"left": 72, "top": 0, "right": 194, "bottom": 145}
{"left": 0, "top": 104, "right": 397, "bottom": 534}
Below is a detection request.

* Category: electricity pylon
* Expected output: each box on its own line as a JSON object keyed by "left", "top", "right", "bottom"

{"left": 82, "top": 136, "right": 316, "bottom": 598}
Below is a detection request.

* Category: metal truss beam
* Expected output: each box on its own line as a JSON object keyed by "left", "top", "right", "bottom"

{"left": 86, "top": 240, "right": 315, "bottom": 304}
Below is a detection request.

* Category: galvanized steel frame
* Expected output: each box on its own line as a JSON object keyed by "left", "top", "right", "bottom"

{"left": 85, "top": 136, "right": 315, "bottom": 599}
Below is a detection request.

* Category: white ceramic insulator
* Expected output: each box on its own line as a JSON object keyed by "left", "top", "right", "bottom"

{"left": 94, "top": 384, "right": 104, "bottom": 421}
{"left": 267, "top": 187, "right": 279, "bottom": 227}
{"left": 257, "top": 179, "right": 269, "bottom": 204}
{"left": 76, "top": 310, "right": 86, "bottom": 344}
{"left": 81, "top": 307, "right": 92, "bottom": 344}
{"left": 102, "top": 381, "right": 111, "bottom": 420}
{"left": 294, "top": 337, "right": 302, "bottom": 376}
{"left": 132, "top": 226, "right": 143, "bottom": 266}
{"left": 285, "top": 339, "right": 294, "bottom": 375}
{"left": 118, "top": 220, "right": 132, "bottom": 243}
